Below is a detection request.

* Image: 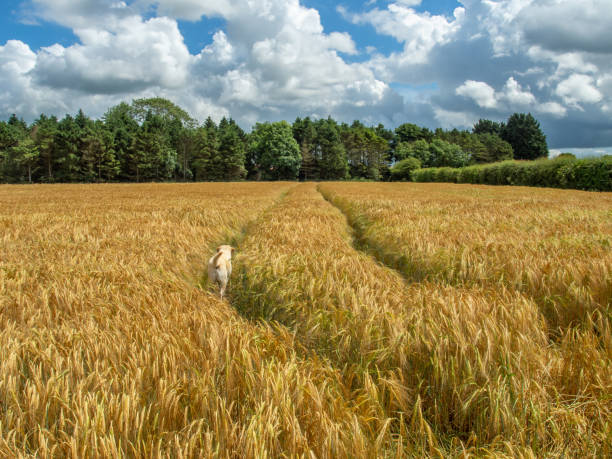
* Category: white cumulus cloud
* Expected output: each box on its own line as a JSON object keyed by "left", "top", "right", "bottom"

{"left": 345, "top": 2, "right": 464, "bottom": 65}
{"left": 1, "top": 0, "right": 400, "bottom": 126}
{"left": 2, "top": 0, "right": 612, "bottom": 151}
{"left": 537, "top": 102, "right": 567, "bottom": 118}
{"left": 556, "top": 74, "right": 603, "bottom": 107}
{"left": 456, "top": 80, "right": 498, "bottom": 109}
{"left": 33, "top": 15, "right": 192, "bottom": 94}
{"left": 501, "top": 77, "right": 536, "bottom": 106}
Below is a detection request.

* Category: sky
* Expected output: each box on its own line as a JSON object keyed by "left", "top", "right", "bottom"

{"left": 1, "top": 0, "right": 612, "bottom": 155}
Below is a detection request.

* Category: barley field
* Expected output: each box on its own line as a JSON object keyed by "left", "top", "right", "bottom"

{"left": 0, "top": 182, "right": 610, "bottom": 457}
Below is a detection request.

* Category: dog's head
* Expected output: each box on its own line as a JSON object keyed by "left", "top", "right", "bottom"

{"left": 217, "top": 245, "right": 235, "bottom": 258}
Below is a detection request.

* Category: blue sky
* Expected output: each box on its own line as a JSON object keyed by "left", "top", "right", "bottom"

{"left": 1, "top": 0, "right": 611, "bottom": 155}
{"left": 1, "top": 3, "right": 76, "bottom": 50}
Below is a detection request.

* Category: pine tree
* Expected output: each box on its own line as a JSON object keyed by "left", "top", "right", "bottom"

{"left": 192, "top": 117, "right": 219, "bottom": 181}
{"left": 293, "top": 117, "right": 318, "bottom": 180}
{"left": 315, "top": 118, "right": 348, "bottom": 180}
{"left": 472, "top": 119, "right": 503, "bottom": 136}
{"left": 82, "top": 122, "right": 119, "bottom": 181}
{"left": 103, "top": 102, "right": 139, "bottom": 181}
{"left": 32, "top": 114, "right": 59, "bottom": 182}
{"left": 11, "top": 138, "right": 39, "bottom": 183}
{"left": 55, "top": 114, "right": 82, "bottom": 181}
{"left": 501, "top": 113, "right": 548, "bottom": 160}
{"left": 217, "top": 118, "right": 246, "bottom": 181}
{"left": 0, "top": 117, "right": 28, "bottom": 182}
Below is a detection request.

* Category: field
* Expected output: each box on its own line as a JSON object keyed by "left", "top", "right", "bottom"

{"left": 0, "top": 182, "right": 610, "bottom": 457}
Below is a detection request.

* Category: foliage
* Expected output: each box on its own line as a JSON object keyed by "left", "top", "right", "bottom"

{"left": 412, "top": 156, "right": 612, "bottom": 191}
{"left": 396, "top": 138, "right": 469, "bottom": 168}
{"left": 54, "top": 114, "right": 83, "bottom": 181}
{"left": 501, "top": 112, "right": 548, "bottom": 160}
{"left": 130, "top": 97, "right": 195, "bottom": 127}
{"left": 433, "top": 127, "right": 513, "bottom": 164}
{"left": 394, "top": 139, "right": 429, "bottom": 164}
{"left": 216, "top": 117, "right": 247, "bottom": 181}
{"left": 390, "top": 156, "right": 421, "bottom": 181}
{"left": 292, "top": 117, "right": 318, "bottom": 180}
{"left": 472, "top": 118, "right": 503, "bottom": 135}
{"left": 429, "top": 139, "right": 470, "bottom": 167}
{"left": 0, "top": 116, "right": 29, "bottom": 181}
{"left": 394, "top": 122, "right": 433, "bottom": 145}
{"left": 103, "top": 102, "right": 140, "bottom": 181}
{"left": 248, "top": 121, "right": 300, "bottom": 180}
{"left": 81, "top": 122, "right": 120, "bottom": 181}
{"left": 192, "top": 117, "right": 219, "bottom": 181}
{"left": 0, "top": 103, "right": 567, "bottom": 185}
{"left": 475, "top": 133, "right": 513, "bottom": 163}
{"left": 555, "top": 156, "right": 612, "bottom": 190}
{"left": 341, "top": 121, "right": 389, "bottom": 180}
{"left": 10, "top": 138, "right": 39, "bottom": 183}
{"left": 314, "top": 117, "right": 348, "bottom": 180}
{"left": 127, "top": 111, "right": 178, "bottom": 181}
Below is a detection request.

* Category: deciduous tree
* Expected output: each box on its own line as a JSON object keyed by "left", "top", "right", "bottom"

{"left": 249, "top": 121, "right": 300, "bottom": 180}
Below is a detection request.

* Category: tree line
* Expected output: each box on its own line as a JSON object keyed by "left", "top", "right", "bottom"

{"left": 0, "top": 98, "right": 548, "bottom": 183}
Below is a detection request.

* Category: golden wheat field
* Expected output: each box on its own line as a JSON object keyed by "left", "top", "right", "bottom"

{"left": 0, "top": 182, "right": 610, "bottom": 458}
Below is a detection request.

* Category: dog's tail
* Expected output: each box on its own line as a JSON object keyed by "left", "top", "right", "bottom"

{"left": 212, "top": 251, "right": 224, "bottom": 269}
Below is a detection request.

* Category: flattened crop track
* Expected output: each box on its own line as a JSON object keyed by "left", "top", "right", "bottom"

{"left": 319, "top": 182, "right": 612, "bottom": 334}
{"left": 2, "top": 181, "right": 609, "bottom": 458}
{"left": 227, "top": 182, "right": 611, "bottom": 456}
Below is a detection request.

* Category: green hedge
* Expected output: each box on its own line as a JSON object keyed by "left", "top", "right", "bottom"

{"left": 411, "top": 157, "right": 612, "bottom": 191}
{"left": 390, "top": 157, "right": 421, "bottom": 181}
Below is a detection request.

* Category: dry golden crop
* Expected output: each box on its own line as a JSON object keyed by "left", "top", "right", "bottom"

{"left": 1, "top": 181, "right": 610, "bottom": 458}
{"left": 235, "top": 183, "right": 611, "bottom": 457}
{"left": 319, "top": 182, "right": 612, "bottom": 332}
{"left": 0, "top": 182, "right": 389, "bottom": 458}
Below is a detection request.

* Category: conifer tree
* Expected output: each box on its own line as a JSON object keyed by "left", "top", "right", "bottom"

{"left": 501, "top": 113, "right": 548, "bottom": 160}
{"left": 315, "top": 118, "right": 348, "bottom": 180}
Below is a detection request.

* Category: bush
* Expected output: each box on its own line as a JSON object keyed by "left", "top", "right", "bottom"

{"left": 457, "top": 165, "right": 481, "bottom": 183}
{"left": 411, "top": 168, "right": 433, "bottom": 182}
{"left": 435, "top": 167, "right": 459, "bottom": 183}
{"left": 390, "top": 157, "right": 421, "bottom": 181}
{"left": 556, "top": 157, "right": 612, "bottom": 191}
{"left": 412, "top": 157, "right": 612, "bottom": 191}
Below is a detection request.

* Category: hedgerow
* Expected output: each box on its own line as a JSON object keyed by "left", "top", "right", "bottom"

{"left": 411, "top": 156, "right": 612, "bottom": 191}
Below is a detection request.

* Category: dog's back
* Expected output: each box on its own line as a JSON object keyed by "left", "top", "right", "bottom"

{"left": 208, "top": 245, "right": 234, "bottom": 298}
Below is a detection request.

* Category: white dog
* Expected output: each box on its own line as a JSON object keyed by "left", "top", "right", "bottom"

{"left": 208, "top": 245, "right": 234, "bottom": 299}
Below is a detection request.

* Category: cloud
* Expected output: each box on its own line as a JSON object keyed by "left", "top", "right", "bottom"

{"left": 0, "top": 40, "right": 39, "bottom": 116}
{"left": 555, "top": 74, "right": 603, "bottom": 107}
{"left": 455, "top": 77, "right": 536, "bottom": 110}
{"left": 518, "top": 0, "right": 612, "bottom": 54}
{"left": 1, "top": 0, "right": 612, "bottom": 152}
{"left": 0, "top": 0, "right": 402, "bottom": 127}
{"left": 184, "top": 0, "right": 393, "bottom": 123}
{"left": 433, "top": 107, "right": 478, "bottom": 129}
{"left": 344, "top": 2, "right": 464, "bottom": 64}
{"left": 347, "top": 0, "right": 611, "bottom": 148}
{"left": 456, "top": 80, "right": 498, "bottom": 109}
{"left": 32, "top": 15, "right": 192, "bottom": 94}
{"left": 395, "top": 1, "right": 422, "bottom": 6}
{"left": 537, "top": 102, "right": 567, "bottom": 118}
{"left": 29, "top": 0, "right": 134, "bottom": 29}
{"left": 502, "top": 77, "right": 536, "bottom": 106}
{"left": 0, "top": 39, "right": 35, "bottom": 74}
